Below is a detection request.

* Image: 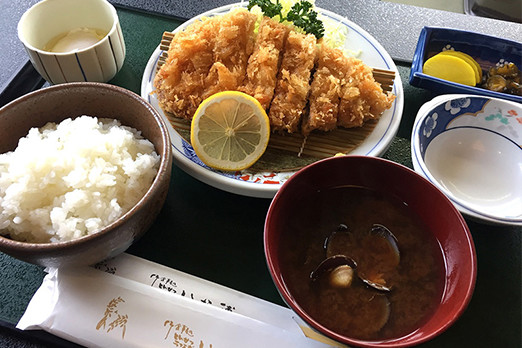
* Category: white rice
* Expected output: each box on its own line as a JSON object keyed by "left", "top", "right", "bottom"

{"left": 0, "top": 116, "right": 160, "bottom": 243}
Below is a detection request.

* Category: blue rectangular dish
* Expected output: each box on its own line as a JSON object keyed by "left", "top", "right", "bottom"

{"left": 409, "top": 26, "right": 522, "bottom": 103}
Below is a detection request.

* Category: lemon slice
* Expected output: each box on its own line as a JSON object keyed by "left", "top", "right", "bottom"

{"left": 190, "top": 91, "right": 270, "bottom": 171}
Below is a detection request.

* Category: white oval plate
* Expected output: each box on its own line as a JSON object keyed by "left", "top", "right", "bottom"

{"left": 141, "top": 3, "right": 404, "bottom": 198}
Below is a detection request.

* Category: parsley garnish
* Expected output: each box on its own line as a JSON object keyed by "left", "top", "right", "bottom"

{"left": 247, "top": 0, "right": 283, "bottom": 19}
{"left": 286, "top": 1, "right": 325, "bottom": 39}
{"left": 248, "top": 0, "right": 325, "bottom": 39}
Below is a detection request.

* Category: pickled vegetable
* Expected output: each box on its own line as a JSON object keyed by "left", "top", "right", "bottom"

{"left": 481, "top": 62, "right": 522, "bottom": 96}
{"left": 423, "top": 54, "right": 477, "bottom": 86}
{"left": 439, "top": 51, "right": 482, "bottom": 84}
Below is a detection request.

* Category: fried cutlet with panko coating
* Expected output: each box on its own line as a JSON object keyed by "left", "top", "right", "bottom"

{"left": 154, "top": 9, "right": 256, "bottom": 120}
{"left": 268, "top": 31, "right": 317, "bottom": 133}
{"left": 301, "top": 44, "right": 350, "bottom": 135}
{"left": 154, "top": 9, "right": 395, "bottom": 133}
{"left": 337, "top": 57, "right": 395, "bottom": 128}
{"left": 202, "top": 9, "right": 257, "bottom": 101}
{"left": 240, "top": 17, "right": 290, "bottom": 110}
{"left": 153, "top": 16, "right": 216, "bottom": 120}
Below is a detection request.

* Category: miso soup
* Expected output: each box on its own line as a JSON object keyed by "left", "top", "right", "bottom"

{"left": 279, "top": 185, "right": 445, "bottom": 341}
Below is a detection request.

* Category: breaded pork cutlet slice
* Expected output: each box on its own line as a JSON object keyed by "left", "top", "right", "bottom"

{"left": 154, "top": 9, "right": 256, "bottom": 120}
{"left": 269, "top": 31, "right": 317, "bottom": 133}
{"left": 302, "top": 44, "right": 350, "bottom": 135}
{"left": 240, "top": 17, "right": 290, "bottom": 110}
{"left": 337, "top": 57, "right": 395, "bottom": 128}
{"left": 153, "top": 17, "right": 216, "bottom": 120}
{"left": 202, "top": 9, "right": 257, "bottom": 100}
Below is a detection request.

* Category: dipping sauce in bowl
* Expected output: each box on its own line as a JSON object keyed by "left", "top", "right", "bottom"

{"left": 265, "top": 156, "right": 476, "bottom": 347}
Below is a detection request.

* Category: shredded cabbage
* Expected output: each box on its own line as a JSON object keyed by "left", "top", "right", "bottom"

{"left": 321, "top": 15, "right": 361, "bottom": 57}
{"left": 243, "top": 0, "right": 360, "bottom": 57}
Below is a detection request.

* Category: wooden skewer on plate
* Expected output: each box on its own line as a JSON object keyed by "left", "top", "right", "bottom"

{"left": 156, "top": 31, "right": 395, "bottom": 160}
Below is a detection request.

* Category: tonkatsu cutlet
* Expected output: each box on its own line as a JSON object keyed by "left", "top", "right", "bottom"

{"left": 153, "top": 17, "right": 215, "bottom": 120}
{"left": 202, "top": 9, "right": 257, "bottom": 100}
{"left": 154, "top": 9, "right": 396, "bottom": 135}
{"left": 154, "top": 9, "right": 256, "bottom": 120}
{"left": 268, "top": 31, "right": 317, "bottom": 133}
{"left": 240, "top": 17, "right": 290, "bottom": 110}
{"left": 337, "top": 57, "right": 395, "bottom": 128}
{"left": 301, "top": 44, "right": 349, "bottom": 135}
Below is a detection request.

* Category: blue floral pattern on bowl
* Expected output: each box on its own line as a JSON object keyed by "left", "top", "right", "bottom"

{"left": 412, "top": 95, "right": 522, "bottom": 225}
{"left": 418, "top": 96, "right": 521, "bottom": 159}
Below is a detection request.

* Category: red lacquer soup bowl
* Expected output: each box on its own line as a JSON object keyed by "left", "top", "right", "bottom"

{"left": 264, "top": 155, "right": 476, "bottom": 347}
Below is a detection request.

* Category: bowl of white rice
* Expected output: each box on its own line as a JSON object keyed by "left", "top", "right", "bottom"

{"left": 0, "top": 82, "right": 172, "bottom": 267}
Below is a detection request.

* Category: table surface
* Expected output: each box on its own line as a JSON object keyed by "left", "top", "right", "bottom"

{"left": 0, "top": 2, "right": 521, "bottom": 348}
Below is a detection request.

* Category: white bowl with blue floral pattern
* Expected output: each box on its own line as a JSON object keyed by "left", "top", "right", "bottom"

{"left": 411, "top": 94, "right": 522, "bottom": 226}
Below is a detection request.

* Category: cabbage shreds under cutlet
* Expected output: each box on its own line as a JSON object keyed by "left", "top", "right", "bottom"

{"left": 202, "top": 9, "right": 257, "bottom": 101}
{"left": 337, "top": 57, "right": 395, "bottom": 128}
{"left": 302, "top": 44, "right": 350, "bottom": 135}
{"left": 268, "top": 31, "right": 317, "bottom": 133}
{"left": 154, "top": 9, "right": 256, "bottom": 120}
{"left": 240, "top": 17, "right": 290, "bottom": 110}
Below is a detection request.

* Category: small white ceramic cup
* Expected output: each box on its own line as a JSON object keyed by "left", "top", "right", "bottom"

{"left": 18, "top": 0, "right": 126, "bottom": 84}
